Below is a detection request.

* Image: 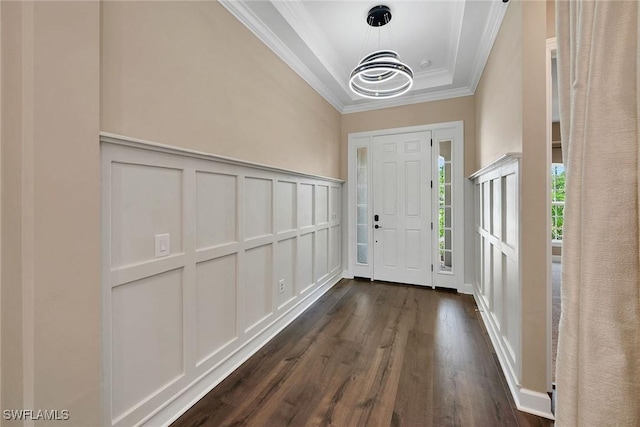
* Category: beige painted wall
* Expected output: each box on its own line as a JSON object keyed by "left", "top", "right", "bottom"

{"left": 475, "top": 0, "right": 550, "bottom": 393}
{"left": 520, "top": 0, "right": 548, "bottom": 392}
{"left": 2, "top": 2, "right": 342, "bottom": 425}
{"left": 1, "top": 1, "right": 23, "bottom": 418}
{"left": 474, "top": 0, "right": 523, "bottom": 170}
{"left": 546, "top": 0, "right": 556, "bottom": 39}
{"left": 1, "top": 1, "right": 101, "bottom": 425}
{"left": 101, "top": 1, "right": 342, "bottom": 179}
{"left": 341, "top": 96, "right": 476, "bottom": 179}
{"left": 0, "top": 0, "right": 550, "bottom": 422}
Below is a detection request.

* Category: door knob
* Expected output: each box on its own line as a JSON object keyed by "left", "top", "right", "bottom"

{"left": 374, "top": 224, "right": 382, "bottom": 229}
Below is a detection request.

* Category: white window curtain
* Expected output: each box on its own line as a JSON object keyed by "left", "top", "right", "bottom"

{"left": 556, "top": 1, "right": 639, "bottom": 425}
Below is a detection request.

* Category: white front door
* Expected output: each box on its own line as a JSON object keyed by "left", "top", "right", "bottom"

{"left": 372, "top": 131, "right": 432, "bottom": 286}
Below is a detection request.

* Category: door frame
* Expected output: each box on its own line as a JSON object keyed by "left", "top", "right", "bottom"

{"left": 545, "top": 37, "right": 557, "bottom": 393}
{"left": 346, "top": 121, "right": 465, "bottom": 291}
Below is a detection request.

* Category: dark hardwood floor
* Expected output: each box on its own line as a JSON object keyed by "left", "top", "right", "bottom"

{"left": 173, "top": 279, "right": 552, "bottom": 427}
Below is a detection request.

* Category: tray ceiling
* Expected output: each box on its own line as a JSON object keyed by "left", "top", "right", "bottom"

{"left": 220, "top": 0, "right": 509, "bottom": 113}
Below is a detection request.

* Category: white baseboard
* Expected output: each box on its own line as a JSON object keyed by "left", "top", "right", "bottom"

{"left": 552, "top": 255, "right": 561, "bottom": 263}
{"left": 518, "top": 388, "right": 555, "bottom": 419}
{"left": 342, "top": 269, "right": 354, "bottom": 279}
{"left": 472, "top": 285, "right": 554, "bottom": 421}
{"left": 458, "top": 283, "right": 474, "bottom": 295}
{"left": 144, "top": 271, "right": 344, "bottom": 427}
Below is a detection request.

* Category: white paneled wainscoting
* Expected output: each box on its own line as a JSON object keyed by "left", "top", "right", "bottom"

{"left": 470, "top": 154, "right": 551, "bottom": 418}
{"left": 101, "top": 134, "right": 343, "bottom": 427}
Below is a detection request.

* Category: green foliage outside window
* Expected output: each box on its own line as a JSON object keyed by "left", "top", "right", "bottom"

{"left": 551, "top": 164, "right": 565, "bottom": 241}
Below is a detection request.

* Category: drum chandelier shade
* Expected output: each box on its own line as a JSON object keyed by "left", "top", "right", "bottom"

{"left": 349, "top": 6, "right": 414, "bottom": 99}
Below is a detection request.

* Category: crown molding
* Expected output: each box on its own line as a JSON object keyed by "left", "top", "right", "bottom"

{"left": 446, "top": 0, "right": 466, "bottom": 79}
{"left": 342, "top": 86, "right": 474, "bottom": 114}
{"left": 467, "top": 0, "right": 510, "bottom": 93}
{"left": 218, "top": 0, "right": 345, "bottom": 112}
{"left": 270, "top": 0, "right": 350, "bottom": 96}
{"left": 219, "top": 0, "right": 507, "bottom": 114}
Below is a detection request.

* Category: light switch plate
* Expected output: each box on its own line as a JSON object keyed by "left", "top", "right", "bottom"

{"left": 155, "top": 234, "right": 170, "bottom": 258}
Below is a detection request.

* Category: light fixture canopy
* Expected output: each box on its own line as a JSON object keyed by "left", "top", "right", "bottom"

{"left": 349, "top": 5, "right": 414, "bottom": 99}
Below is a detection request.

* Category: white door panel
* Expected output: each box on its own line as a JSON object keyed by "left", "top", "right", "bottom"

{"left": 372, "top": 131, "right": 432, "bottom": 286}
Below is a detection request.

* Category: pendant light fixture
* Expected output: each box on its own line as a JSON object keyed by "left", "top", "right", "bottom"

{"left": 349, "top": 5, "right": 414, "bottom": 99}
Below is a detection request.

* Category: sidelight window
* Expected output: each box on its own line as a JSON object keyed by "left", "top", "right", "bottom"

{"left": 356, "top": 147, "right": 369, "bottom": 264}
{"left": 438, "top": 140, "right": 453, "bottom": 273}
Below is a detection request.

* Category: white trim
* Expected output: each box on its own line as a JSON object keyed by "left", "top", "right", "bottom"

{"left": 217, "top": 1, "right": 506, "bottom": 113}
{"left": 545, "top": 36, "right": 557, "bottom": 394}
{"left": 347, "top": 121, "right": 464, "bottom": 289}
{"left": 468, "top": 0, "right": 510, "bottom": 93}
{"left": 217, "top": 0, "right": 344, "bottom": 112}
{"left": 347, "top": 135, "right": 373, "bottom": 279}
{"left": 341, "top": 270, "right": 353, "bottom": 280}
{"left": 432, "top": 123, "right": 465, "bottom": 290}
{"left": 552, "top": 255, "right": 562, "bottom": 263}
{"left": 459, "top": 283, "right": 474, "bottom": 295}
{"left": 468, "top": 152, "right": 522, "bottom": 180}
{"left": 446, "top": 0, "right": 466, "bottom": 83}
{"left": 148, "top": 271, "right": 343, "bottom": 427}
{"left": 101, "top": 137, "right": 345, "bottom": 426}
{"left": 474, "top": 287, "right": 554, "bottom": 420}
{"left": 100, "top": 132, "right": 344, "bottom": 184}
{"left": 269, "top": 0, "right": 350, "bottom": 98}
{"left": 342, "top": 87, "right": 474, "bottom": 114}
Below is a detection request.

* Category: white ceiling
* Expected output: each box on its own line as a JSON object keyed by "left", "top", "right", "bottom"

{"left": 220, "top": 0, "right": 510, "bottom": 114}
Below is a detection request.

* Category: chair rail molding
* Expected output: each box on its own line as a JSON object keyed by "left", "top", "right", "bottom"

{"left": 101, "top": 133, "right": 343, "bottom": 426}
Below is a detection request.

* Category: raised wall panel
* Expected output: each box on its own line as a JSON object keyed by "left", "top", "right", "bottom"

{"left": 329, "top": 225, "right": 340, "bottom": 272}
{"left": 472, "top": 155, "right": 521, "bottom": 396}
{"left": 504, "top": 174, "right": 517, "bottom": 248}
{"left": 316, "top": 228, "right": 328, "bottom": 280}
{"left": 245, "top": 177, "right": 272, "bottom": 239}
{"left": 492, "top": 178, "right": 501, "bottom": 238}
{"left": 276, "top": 238, "right": 296, "bottom": 307}
{"left": 111, "top": 269, "right": 184, "bottom": 420}
{"left": 196, "top": 254, "right": 237, "bottom": 364}
{"left": 299, "top": 183, "right": 314, "bottom": 228}
{"left": 482, "top": 181, "right": 491, "bottom": 231}
{"left": 492, "top": 245, "right": 503, "bottom": 329}
{"left": 102, "top": 139, "right": 343, "bottom": 427}
{"left": 196, "top": 172, "right": 236, "bottom": 249}
{"left": 330, "top": 186, "right": 340, "bottom": 222}
{"left": 111, "top": 163, "right": 182, "bottom": 268}
{"left": 245, "top": 244, "right": 273, "bottom": 331}
{"left": 504, "top": 256, "right": 519, "bottom": 359}
{"left": 277, "top": 181, "right": 296, "bottom": 233}
{"left": 298, "top": 232, "right": 314, "bottom": 293}
{"left": 316, "top": 185, "right": 329, "bottom": 224}
{"left": 483, "top": 236, "right": 492, "bottom": 306}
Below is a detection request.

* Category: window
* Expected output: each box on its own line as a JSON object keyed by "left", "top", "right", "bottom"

{"left": 438, "top": 140, "right": 453, "bottom": 272}
{"left": 356, "top": 147, "right": 369, "bottom": 264}
{"left": 551, "top": 163, "right": 565, "bottom": 241}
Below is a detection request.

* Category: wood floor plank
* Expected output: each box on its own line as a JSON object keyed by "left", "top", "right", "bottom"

{"left": 392, "top": 329, "right": 434, "bottom": 427}
{"left": 172, "top": 280, "right": 553, "bottom": 427}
